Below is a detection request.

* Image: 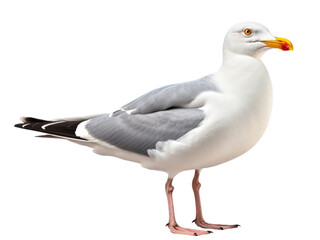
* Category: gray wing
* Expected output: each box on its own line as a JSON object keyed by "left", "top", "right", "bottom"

{"left": 86, "top": 108, "right": 204, "bottom": 156}
{"left": 121, "top": 75, "right": 217, "bottom": 115}
{"left": 86, "top": 75, "right": 218, "bottom": 156}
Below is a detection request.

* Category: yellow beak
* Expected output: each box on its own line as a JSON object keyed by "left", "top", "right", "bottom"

{"left": 261, "top": 37, "right": 293, "bottom": 51}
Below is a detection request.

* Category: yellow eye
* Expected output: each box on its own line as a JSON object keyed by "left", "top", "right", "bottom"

{"left": 243, "top": 28, "right": 252, "bottom": 36}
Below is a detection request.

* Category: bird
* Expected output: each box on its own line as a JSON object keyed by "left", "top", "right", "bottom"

{"left": 15, "top": 22, "right": 293, "bottom": 236}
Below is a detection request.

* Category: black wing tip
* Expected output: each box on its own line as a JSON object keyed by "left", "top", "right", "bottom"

{"left": 14, "top": 116, "right": 86, "bottom": 141}
{"left": 14, "top": 123, "right": 24, "bottom": 128}
{"left": 21, "top": 117, "right": 48, "bottom": 124}
{"left": 14, "top": 116, "right": 48, "bottom": 129}
{"left": 14, "top": 116, "right": 27, "bottom": 128}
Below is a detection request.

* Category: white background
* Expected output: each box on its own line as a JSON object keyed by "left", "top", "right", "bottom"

{"left": 1, "top": 1, "right": 319, "bottom": 240}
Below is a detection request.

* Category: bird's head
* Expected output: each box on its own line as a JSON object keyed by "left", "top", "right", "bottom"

{"left": 223, "top": 22, "right": 293, "bottom": 58}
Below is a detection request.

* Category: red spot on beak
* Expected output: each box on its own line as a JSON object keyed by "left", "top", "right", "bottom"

{"left": 281, "top": 41, "right": 291, "bottom": 51}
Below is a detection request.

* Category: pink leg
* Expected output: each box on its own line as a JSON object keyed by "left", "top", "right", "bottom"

{"left": 165, "top": 178, "right": 212, "bottom": 236}
{"left": 192, "top": 169, "right": 240, "bottom": 230}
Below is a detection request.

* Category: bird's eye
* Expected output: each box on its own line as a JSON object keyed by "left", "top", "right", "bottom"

{"left": 243, "top": 28, "right": 252, "bottom": 36}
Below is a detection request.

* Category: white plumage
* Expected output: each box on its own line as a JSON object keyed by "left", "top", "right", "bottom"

{"left": 15, "top": 22, "right": 293, "bottom": 236}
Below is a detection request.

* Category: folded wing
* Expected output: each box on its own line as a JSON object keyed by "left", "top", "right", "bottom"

{"left": 86, "top": 108, "right": 204, "bottom": 156}
{"left": 120, "top": 75, "right": 217, "bottom": 115}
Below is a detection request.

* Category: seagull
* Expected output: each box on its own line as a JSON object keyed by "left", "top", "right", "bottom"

{"left": 15, "top": 22, "right": 293, "bottom": 236}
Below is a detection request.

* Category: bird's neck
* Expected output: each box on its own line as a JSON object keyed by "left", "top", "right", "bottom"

{"left": 220, "top": 49, "right": 265, "bottom": 76}
{"left": 215, "top": 50, "right": 271, "bottom": 96}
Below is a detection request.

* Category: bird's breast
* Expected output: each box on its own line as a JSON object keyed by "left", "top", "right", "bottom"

{"left": 199, "top": 73, "right": 273, "bottom": 166}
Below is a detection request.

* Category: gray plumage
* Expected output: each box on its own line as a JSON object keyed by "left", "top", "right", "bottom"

{"left": 121, "top": 75, "right": 218, "bottom": 115}
{"left": 85, "top": 76, "right": 218, "bottom": 155}
{"left": 86, "top": 108, "right": 205, "bottom": 156}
